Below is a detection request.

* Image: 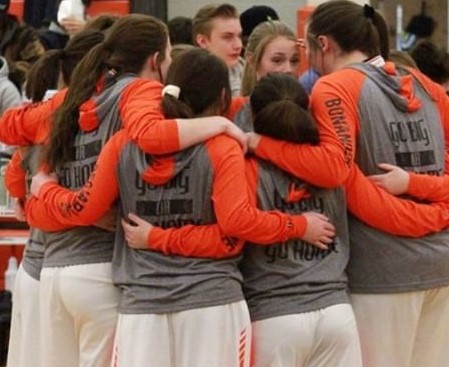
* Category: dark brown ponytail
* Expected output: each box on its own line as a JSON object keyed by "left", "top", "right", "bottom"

{"left": 162, "top": 48, "right": 231, "bottom": 119}
{"left": 308, "top": 1, "right": 389, "bottom": 60}
{"left": 27, "top": 28, "right": 114, "bottom": 102}
{"left": 251, "top": 73, "right": 319, "bottom": 145}
{"left": 44, "top": 14, "right": 168, "bottom": 170}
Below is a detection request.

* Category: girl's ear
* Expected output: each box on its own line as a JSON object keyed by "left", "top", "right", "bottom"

{"left": 148, "top": 51, "right": 160, "bottom": 72}
{"left": 317, "top": 35, "right": 330, "bottom": 52}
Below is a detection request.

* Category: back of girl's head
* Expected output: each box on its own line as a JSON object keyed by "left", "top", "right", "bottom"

{"left": 241, "top": 20, "right": 296, "bottom": 96}
{"left": 250, "top": 73, "right": 319, "bottom": 145}
{"left": 162, "top": 48, "right": 230, "bottom": 119}
{"left": 410, "top": 41, "right": 449, "bottom": 85}
{"left": 26, "top": 29, "right": 106, "bottom": 102}
{"left": 307, "top": 1, "right": 389, "bottom": 60}
{"left": 2, "top": 25, "right": 44, "bottom": 90}
{"left": 3, "top": 24, "right": 44, "bottom": 64}
{"left": 388, "top": 49, "right": 417, "bottom": 69}
{"left": 83, "top": 14, "right": 120, "bottom": 32}
{"left": 75, "top": 13, "right": 168, "bottom": 81}
{"left": 168, "top": 16, "right": 193, "bottom": 45}
{"left": 170, "top": 43, "right": 196, "bottom": 61}
{"left": 45, "top": 14, "right": 168, "bottom": 170}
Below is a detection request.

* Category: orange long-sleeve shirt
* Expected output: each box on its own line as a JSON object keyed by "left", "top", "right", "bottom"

{"left": 0, "top": 90, "right": 68, "bottom": 145}
{"left": 119, "top": 79, "right": 179, "bottom": 154}
{"left": 25, "top": 130, "right": 307, "bottom": 256}
{"left": 345, "top": 165, "right": 449, "bottom": 236}
{"left": 406, "top": 172, "right": 449, "bottom": 203}
{"left": 4, "top": 149, "right": 26, "bottom": 199}
{"left": 0, "top": 79, "right": 180, "bottom": 155}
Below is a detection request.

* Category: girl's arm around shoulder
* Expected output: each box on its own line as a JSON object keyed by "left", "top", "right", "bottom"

{"left": 369, "top": 162, "right": 449, "bottom": 203}
{"left": 253, "top": 73, "right": 363, "bottom": 188}
{"left": 205, "top": 134, "right": 307, "bottom": 243}
{"left": 123, "top": 212, "right": 244, "bottom": 259}
{"left": 346, "top": 165, "right": 449, "bottom": 236}
{"left": 119, "top": 79, "right": 180, "bottom": 154}
{"left": 120, "top": 79, "right": 247, "bottom": 154}
{"left": 4, "top": 150, "right": 26, "bottom": 199}
{"left": 0, "top": 89, "right": 67, "bottom": 145}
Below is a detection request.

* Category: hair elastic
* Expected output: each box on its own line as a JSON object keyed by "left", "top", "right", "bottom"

{"left": 162, "top": 84, "right": 181, "bottom": 99}
{"left": 363, "top": 4, "right": 375, "bottom": 19}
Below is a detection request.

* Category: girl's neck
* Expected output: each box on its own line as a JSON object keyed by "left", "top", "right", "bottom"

{"left": 330, "top": 50, "right": 370, "bottom": 73}
{"left": 196, "top": 104, "right": 222, "bottom": 118}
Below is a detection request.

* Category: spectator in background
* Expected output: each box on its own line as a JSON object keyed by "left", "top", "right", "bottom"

{"left": 0, "top": 0, "right": 19, "bottom": 55}
{"left": 240, "top": 5, "right": 279, "bottom": 52}
{"left": 39, "top": 0, "right": 90, "bottom": 49}
{"left": 167, "top": 16, "right": 193, "bottom": 45}
{"left": 410, "top": 40, "right": 449, "bottom": 92}
{"left": 0, "top": 56, "right": 20, "bottom": 114}
{"left": 0, "top": 0, "right": 23, "bottom": 102}
{"left": 2, "top": 25, "right": 45, "bottom": 94}
{"left": 240, "top": 20, "right": 298, "bottom": 98}
{"left": 388, "top": 49, "right": 418, "bottom": 69}
{"left": 193, "top": 3, "right": 244, "bottom": 96}
{"left": 57, "top": 0, "right": 90, "bottom": 37}
{"left": 23, "top": 0, "right": 50, "bottom": 28}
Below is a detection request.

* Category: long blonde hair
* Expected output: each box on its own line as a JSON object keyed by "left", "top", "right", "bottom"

{"left": 241, "top": 20, "right": 296, "bottom": 96}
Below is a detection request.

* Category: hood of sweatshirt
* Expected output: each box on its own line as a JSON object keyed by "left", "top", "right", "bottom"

{"left": 129, "top": 141, "right": 204, "bottom": 186}
{"left": 348, "top": 61, "right": 432, "bottom": 113}
{"left": 78, "top": 72, "right": 137, "bottom": 132}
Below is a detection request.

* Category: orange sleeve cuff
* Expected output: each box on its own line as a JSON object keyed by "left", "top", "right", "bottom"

{"left": 147, "top": 226, "right": 167, "bottom": 253}
{"left": 290, "top": 214, "right": 307, "bottom": 239}
{"left": 254, "top": 136, "right": 272, "bottom": 159}
{"left": 407, "top": 172, "right": 426, "bottom": 198}
{"left": 37, "top": 181, "right": 60, "bottom": 199}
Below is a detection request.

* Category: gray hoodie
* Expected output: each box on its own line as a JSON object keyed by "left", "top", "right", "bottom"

{"left": 0, "top": 56, "right": 21, "bottom": 115}
{"left": 114, "top": 138, "right": 243, "bottom": 314}
{"left": 345, "top": 62, "right": 449, "bottom": 294}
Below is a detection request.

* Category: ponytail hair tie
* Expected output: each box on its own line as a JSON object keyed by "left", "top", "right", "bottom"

{"left": 363, "top": 4, "right": 375, "bottom": 19}
{"left": 162, "top": 84, "right": 181, "bottom": 99}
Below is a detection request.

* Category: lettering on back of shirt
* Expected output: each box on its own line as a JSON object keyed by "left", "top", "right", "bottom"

{"left": 56, "top": 163, "right": 97, "bottom": 216}
{"left": 264, "top": 240, "right": 339, "bottom": 263}
{"left": 389, "top": 119, "right": 430, "bottom": 148}
{"left": 58, "top": 139, "right": 102, "bottom": 188}
{"left": 388, "top": 119, "right": 435, "bottom": 167}
{"left": 59, "top": 161, "right": 96, "bottom": 188}
{"left": 74, "top": 140, "right": 103, "bottom": 161}
{"left": 135, "top": 171, "right": 190, "bottom": 196}
{"left": 268, "top": 189, "right": 336, "bottom": 262}
{"left": 134, "top": 170, "right": 197, "bottom": 227}
{"left": 325, "top": 98, "right": 353, "bottom": 164}
{"left": 152, "top": 218, "right": 202, "bottom": 229}
{"left": 136, "top": 199, "right": 193, "bottom": 217}
{"left": 273, "top": 190, "right": 325, "bottom": 213}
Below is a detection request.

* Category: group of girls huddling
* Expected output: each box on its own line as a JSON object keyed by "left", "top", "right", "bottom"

{"left": 2, "top": 1, "right": 449, "bottom": 367}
